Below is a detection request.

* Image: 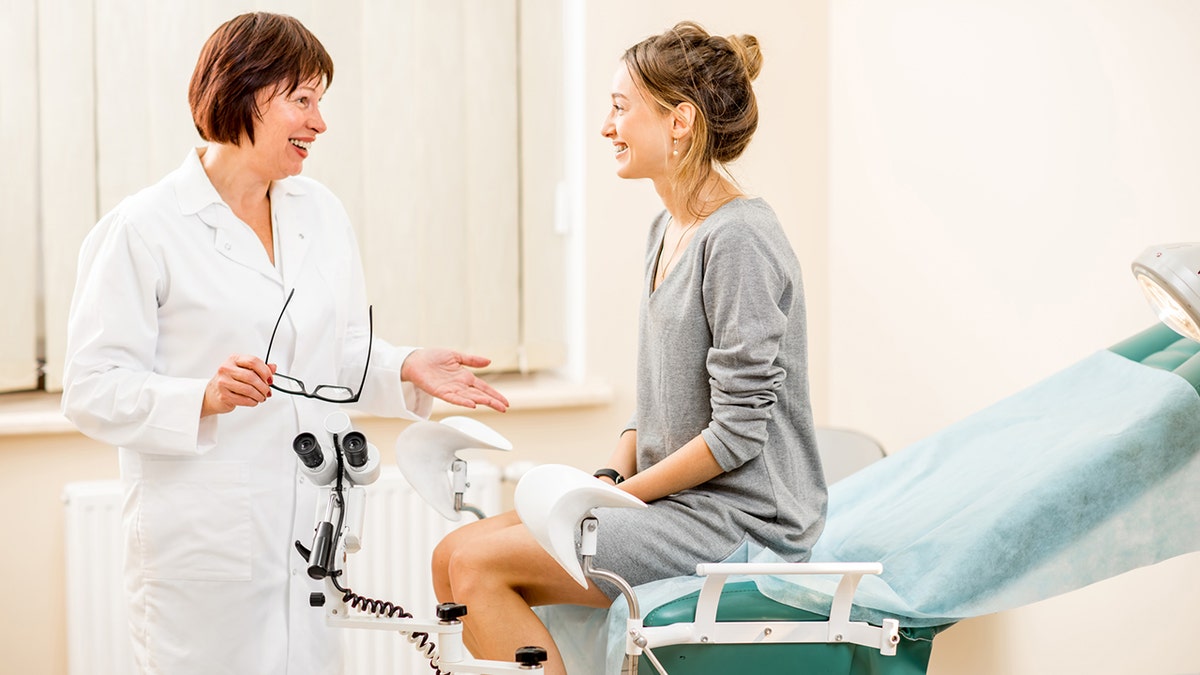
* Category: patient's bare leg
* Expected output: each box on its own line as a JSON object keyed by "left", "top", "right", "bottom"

{"left": 439, "top": 510, "right": 612, "bottom": 675}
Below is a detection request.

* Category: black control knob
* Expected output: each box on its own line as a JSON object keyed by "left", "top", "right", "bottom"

{"left": 309, "top": 592, "right": 325, "bottom": 607}
{"left": 515, "top": 646, "right": 548, "bottom": 666}
{"left": 436, "top": 602, "right": 468, "bottom": 622}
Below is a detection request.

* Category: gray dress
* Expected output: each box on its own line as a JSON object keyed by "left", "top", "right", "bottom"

{"left": 591, "top": 197, "right": 827, "bottom": 597}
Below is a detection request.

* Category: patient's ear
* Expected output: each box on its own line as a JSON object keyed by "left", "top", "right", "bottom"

{"left": 671, "top": 101, "right": 697, "bottom": 140}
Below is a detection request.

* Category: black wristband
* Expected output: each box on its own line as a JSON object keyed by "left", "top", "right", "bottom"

{"left": 593, "top": 468, "right": 625, "bottom": 484}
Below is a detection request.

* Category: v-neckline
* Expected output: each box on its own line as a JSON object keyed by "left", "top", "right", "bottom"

{"left": 650, "top": 219, "right": 689, "bottom": 295}
{"left": 648, "top": 197, "right": 743, "bottom": 297}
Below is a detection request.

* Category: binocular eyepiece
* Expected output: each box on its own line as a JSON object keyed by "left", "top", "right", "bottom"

{"left": 291, "top": 412, "right": 379, "bottom": 487}
{"left": 342, "top": 431, "right": 369, "bottom": 469}
{"left": 293, "top": 432, "right": 324, "bottom": 469}
{"left": 291, "top": 430, "right": 370, "bottom": 469}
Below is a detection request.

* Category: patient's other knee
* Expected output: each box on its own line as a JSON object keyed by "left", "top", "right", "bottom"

{"left": 432, "top": 532, "right": 466, "bottom": 601}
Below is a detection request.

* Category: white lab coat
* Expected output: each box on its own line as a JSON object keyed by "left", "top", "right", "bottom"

{"left": 62, "top": 148, "right": 431, "bottom": 675}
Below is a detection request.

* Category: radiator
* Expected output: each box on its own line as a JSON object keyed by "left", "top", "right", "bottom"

{"left": 62, "top": 461, "right": 502, "bottom": 675}
{"left": 62, "top": 481, "right": 132, "bottom": 675}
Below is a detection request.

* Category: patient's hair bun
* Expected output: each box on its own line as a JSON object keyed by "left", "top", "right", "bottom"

{"left": 727, "top": 33, "right": 762, "bottom": 82}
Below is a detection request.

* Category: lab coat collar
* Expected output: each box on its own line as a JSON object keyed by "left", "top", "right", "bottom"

{"left": 174, "top": 148, "right": 223, "bottom": 216}
{"left": 174, "top": 147, "right": 313, "bottom": 285}
{"left": 174, "top": 147, "right": 309, "bottom": 216}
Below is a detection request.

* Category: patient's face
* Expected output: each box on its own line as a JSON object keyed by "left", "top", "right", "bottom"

{"left": 600, "top": 63, "right": 674, "bottom": 181}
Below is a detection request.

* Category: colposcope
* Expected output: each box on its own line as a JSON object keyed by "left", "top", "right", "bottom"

{"left": 291, "top": 412, "right": 547, "bottom": 674}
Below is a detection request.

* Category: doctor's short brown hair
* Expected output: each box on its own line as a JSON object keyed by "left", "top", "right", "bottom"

{"left": 188, "top": 12, "right": 334, "bottom": 146}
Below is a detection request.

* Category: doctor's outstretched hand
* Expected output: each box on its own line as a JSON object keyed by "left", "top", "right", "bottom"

{"left": 201, "top": 354, "right": 277, "bottom": 417}
{"left": 402, "top": 348, "right": 510, "bottom": 413}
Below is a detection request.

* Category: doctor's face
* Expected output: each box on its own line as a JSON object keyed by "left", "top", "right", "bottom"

{"left": 249, "top": 77, "right": 328, "bottom": 180}
{"left": 600, "top": 63, "right": 674, "bottom": 182}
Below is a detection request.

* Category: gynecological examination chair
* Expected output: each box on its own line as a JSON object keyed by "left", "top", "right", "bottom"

{"left": 376, "top": 244, "right": 1199, "bottom": 673}
{"left": 504, "top": 244, "right": 1200, "bottom": 675}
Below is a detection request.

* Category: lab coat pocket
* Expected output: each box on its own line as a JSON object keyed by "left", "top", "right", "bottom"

{"left": 139, "top": 460, "right": 253, "bottom": 581}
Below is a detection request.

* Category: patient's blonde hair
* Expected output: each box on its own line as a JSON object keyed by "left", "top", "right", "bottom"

{"left": 622, "top": 21, "right": 762, "bottom": 218}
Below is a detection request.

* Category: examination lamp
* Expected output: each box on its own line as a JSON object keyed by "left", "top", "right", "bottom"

{"left": 1132, "top": 243, "right": 1200, "bottom": 343}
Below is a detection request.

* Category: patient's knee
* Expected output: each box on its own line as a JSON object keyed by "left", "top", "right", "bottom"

{"left": 432, "top": 535, "right": 455, "bottom": 572}
{"left": 432, "top": 535, "right": 463, "bottom": 600}
{"left": 446, "top": 544, "right": 505, "bottom": 599}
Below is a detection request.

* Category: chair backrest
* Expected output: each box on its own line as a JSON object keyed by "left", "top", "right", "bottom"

{"left": 1110, "top": 323, "right": 1200, "bottom": 393}
{"left": 814, "top": 427, "right": 886, "bottom": 485}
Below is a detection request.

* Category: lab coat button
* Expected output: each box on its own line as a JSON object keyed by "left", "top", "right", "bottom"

{"left": 224, "top": 243, "right": 231, "bottom": 250}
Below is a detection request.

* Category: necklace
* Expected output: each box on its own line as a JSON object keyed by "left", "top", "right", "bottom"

{"left": 654, "top": 216, "right": 699, "bottom": 289}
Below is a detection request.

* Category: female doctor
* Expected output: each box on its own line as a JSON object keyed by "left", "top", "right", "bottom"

{"left": 61, "top": 12, "right": 507, "bottom": 675}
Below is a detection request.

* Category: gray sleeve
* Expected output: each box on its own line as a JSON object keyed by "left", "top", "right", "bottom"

{"left": 698, "top": 224, "right": 789, "bottom": 471}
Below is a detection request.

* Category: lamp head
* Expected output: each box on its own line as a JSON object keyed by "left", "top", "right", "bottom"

{"left": 1131, "top": 243, "right": 1200, "bottom": 343}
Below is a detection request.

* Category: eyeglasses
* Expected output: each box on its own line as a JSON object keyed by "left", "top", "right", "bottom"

{"left": 265, "top": 288, "right": 373, "bottom": 403}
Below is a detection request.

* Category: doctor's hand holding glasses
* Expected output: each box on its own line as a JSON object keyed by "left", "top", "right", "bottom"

{"left": 201, "top": 288, "right": 510, "bottom": 416}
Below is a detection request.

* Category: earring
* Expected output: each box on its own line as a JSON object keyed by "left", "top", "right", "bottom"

{"left": 672, "top": 138, "right": 678, "bottom": 157}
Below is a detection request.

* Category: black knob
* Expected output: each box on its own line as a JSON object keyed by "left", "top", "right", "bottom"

{"left": 435, "top": 602, "right": 468, "bottom": 622}
{"left": 309, "top": 592, "right": 325, "bottom": 607}
{"left": 515, "top": 646, "right": 548, "bottom": 666}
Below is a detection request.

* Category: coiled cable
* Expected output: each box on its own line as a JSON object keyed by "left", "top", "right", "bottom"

{"left": 330, "top": 575, "right": 445, "bottom": 674}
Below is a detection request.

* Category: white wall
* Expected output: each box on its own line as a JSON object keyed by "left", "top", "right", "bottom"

{"left": 829, "top": 2, "right": 1200, "bottom": 673}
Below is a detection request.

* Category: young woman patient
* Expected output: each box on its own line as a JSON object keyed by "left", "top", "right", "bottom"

{"left": 431, "top": 21, "right": 827, "bottom": 674}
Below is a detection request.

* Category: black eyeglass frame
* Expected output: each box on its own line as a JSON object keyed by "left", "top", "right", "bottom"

{"left": 264, "top": 288, "right": 373, "bottom": 404}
